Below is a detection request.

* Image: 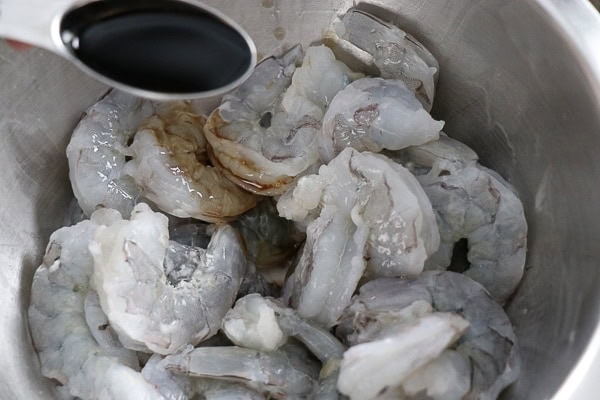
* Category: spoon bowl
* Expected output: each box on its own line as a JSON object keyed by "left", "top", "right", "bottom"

{"left": 0, "top": 0, "right": 257, "bottom": 99}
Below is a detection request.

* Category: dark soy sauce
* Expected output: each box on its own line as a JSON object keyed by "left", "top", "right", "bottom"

{"left": 60, "top": 0, "right": 252, "bottom": 93}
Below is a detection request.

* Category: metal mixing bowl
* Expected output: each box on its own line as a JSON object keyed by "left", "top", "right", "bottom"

{"left": 1, "top": 0, "right": 600, "bottom": 399}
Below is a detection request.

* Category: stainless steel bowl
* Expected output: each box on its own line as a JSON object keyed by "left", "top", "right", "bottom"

{"left": 1, "top": 0, "right": 600, "bottom": 399}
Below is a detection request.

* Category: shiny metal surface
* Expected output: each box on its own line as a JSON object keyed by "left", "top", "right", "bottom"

{"left": 1, "top": 0, "right": 600, "bottom": 399}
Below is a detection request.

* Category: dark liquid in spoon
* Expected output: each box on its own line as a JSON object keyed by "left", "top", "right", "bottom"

{"left": 61, "top": 0, "right": 253, "bottom": 93}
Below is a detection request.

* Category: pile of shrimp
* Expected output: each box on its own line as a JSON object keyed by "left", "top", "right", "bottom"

{"left": 28, "top": 8, "right": 527, "bottom": 400}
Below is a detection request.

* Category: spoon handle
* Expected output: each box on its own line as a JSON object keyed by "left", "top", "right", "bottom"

{"left": 0, "top": 0, "right": 75, "bottom": 50}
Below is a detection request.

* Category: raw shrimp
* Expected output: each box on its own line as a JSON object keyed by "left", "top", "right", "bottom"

{"left": 337, "top": 312, "right": 470, "bottom": 400}
{"left": 278, "top": 148, "right": 439, "bottom": 327}
{"left": 124, "top": 102, "right": 257, "bottom": 223}
{"left": 327, "top": 8, "right": 440, "bottom": 111}
{"left": 319, "top": 77, "right": 444, "bottom": 162}
{"left": 163, "top": 240, "right": 208, "bottom": 286}
{"left": 392, "top": 135, "right": 528, "bottom": 303}
{"left": 336, "top": 271, "right": 520, "bottom": 400}
{"left": 83, "top": 290, "right": 139, "bottom": 367}
{"left": 66, "top": 90, "right": 154, "bottom": 217}
{"left": 27, "top": 209, "right": 165, "bottom": 399}
{"left": 232, "top": 199, "right": 305, "bottom": 268}
{"left": 89, "top": 203, "right": 246, "bottom": 355}
{"left": 336, "top": 299, "right": 434, "bottom": 347}
{"left": 164, "top": 343, "right": 320, "bottom": 399}
{"left": 204, "top": 45, "right": 359, "bottom": 196}
{"left": 222, "top": 294, "right": 347, "bottom": 399}
{"left": 142, "top": 353, "right": 264, "bottom": 400}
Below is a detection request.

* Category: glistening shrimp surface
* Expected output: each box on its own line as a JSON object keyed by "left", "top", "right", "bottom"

{"left": 29, "top": 7, "right": 527, "bottom": 400}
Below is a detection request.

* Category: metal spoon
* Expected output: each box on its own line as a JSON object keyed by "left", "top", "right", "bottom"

{"left": 0, "top": 0, "right": 257, "bottom": 100}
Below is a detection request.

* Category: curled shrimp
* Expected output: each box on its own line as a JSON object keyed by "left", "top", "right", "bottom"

{"left": 205, "top": 45, "right": 359, "bottom": 196}
{"left": 278, "top": 148, "right": 439, "bottom": 327}
{"left": 66, "top": 90, "right": 154, "bottom": 217}
{"left": 27, "top": 209, "right": 165, "bottom": 399}
{"left": 390, "top": 135, "right": 528, "bottom": 303}
{"left": 327, "top": 8, "right": 440, "bottom": 111}
{"left": 319, "top": 77, "right": 444, "bottom": 162}
{"left": 222, "top": 294, "right": 347, "bottom": 399}
{"left": 124, "top": 102, "right": 257, "bottom": 223}
{"left": 337, "top": 271, "right": 520, "bottom": 400}
{"left": 89, "top": 203, "right": 246, "bottom": 355}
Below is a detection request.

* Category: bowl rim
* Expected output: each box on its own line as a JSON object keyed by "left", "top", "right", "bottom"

{"left": 538, "top": 3, "right": 600, "bottom": 398}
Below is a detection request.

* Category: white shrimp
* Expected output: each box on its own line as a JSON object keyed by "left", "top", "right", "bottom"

{"left": 278, "top": 148, "right": 439, "bottom": 327}
{"left": 205, "top": 45, "right": 359, "bottom": 196}
{"left": 89, "top": 203, "right": 246, "bottom": 355}
{"left": 327, "top": 8, "right": 440, "bottom": 111}
{"left": 337, "top": 312, "right": 470, "bottom": 400}
{"left": 336, "top": 299, "right": 434, "bottom": 347}
{"left": 66, "top": 90, "right": 155, "bottom": 217}
{"left": 27, "top": 209, "right": 166, "bottom": 400}
{"left": 319, "top": 77, "right": 444, "bottom": 162}
{"left": 124, "top": 102, "right": 257, "bottom": 223}
{"left": 222, "top": 294, "right": 347, "bottom": 399}
{"left": 164, "top": 343, "right": 320, "bottom": 399}
{"left": 391, "top": 135, "right": 528, "bottom": 303}
{"left": 83, "top": 290, "right": 139, "bottom": 367}
{"left": 336, "top": 271, "right": 521, "bottom": 400}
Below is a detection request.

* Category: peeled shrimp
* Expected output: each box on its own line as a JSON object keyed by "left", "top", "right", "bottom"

{"left": 222, "top": 294, "right": 347, "bottom": 399}
{"left": 337, "top": 312, "right": 470, "bottom": 400}
{"left": 278, "top": 148, "right": 439, "bottom": 327}
{"left": 319, "top": 77, "right": 444, "bottom": 162}
{"left": 336, "top": 299, "right": 434, "bottom": 347}
{"left": 89, "top": 203, "right": 246, "bottom": 355}
{"left": 337, "top": 271, "right": 521, "bottom": 399}
{"left": 142, "top": 353, "right": 264, "bottom": 400}
{"left": 66, "top": 90, "right": 154, "bottom": 217}
{"left": 83, "top": 290, "right": 139, "bottom": 367}
{"left": 164, "top": 343, "right": 320, "bottom": 399}
{"left": 223, "top": 294, "right": 346, "bottom": 361}
{"left": 27, "top": 209, "right": 165, "bottom": 399}
{"left": 124, "top": 102, "right": 257, "bottom": 223}
{"left": 328, "top": 8, "right": 440, "bottom": 111}
{"left": 392, "top": 135, "right": 528, "bottom": 303}
{"left": 205, "top": 45, "right": 359, "bottom": 195}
